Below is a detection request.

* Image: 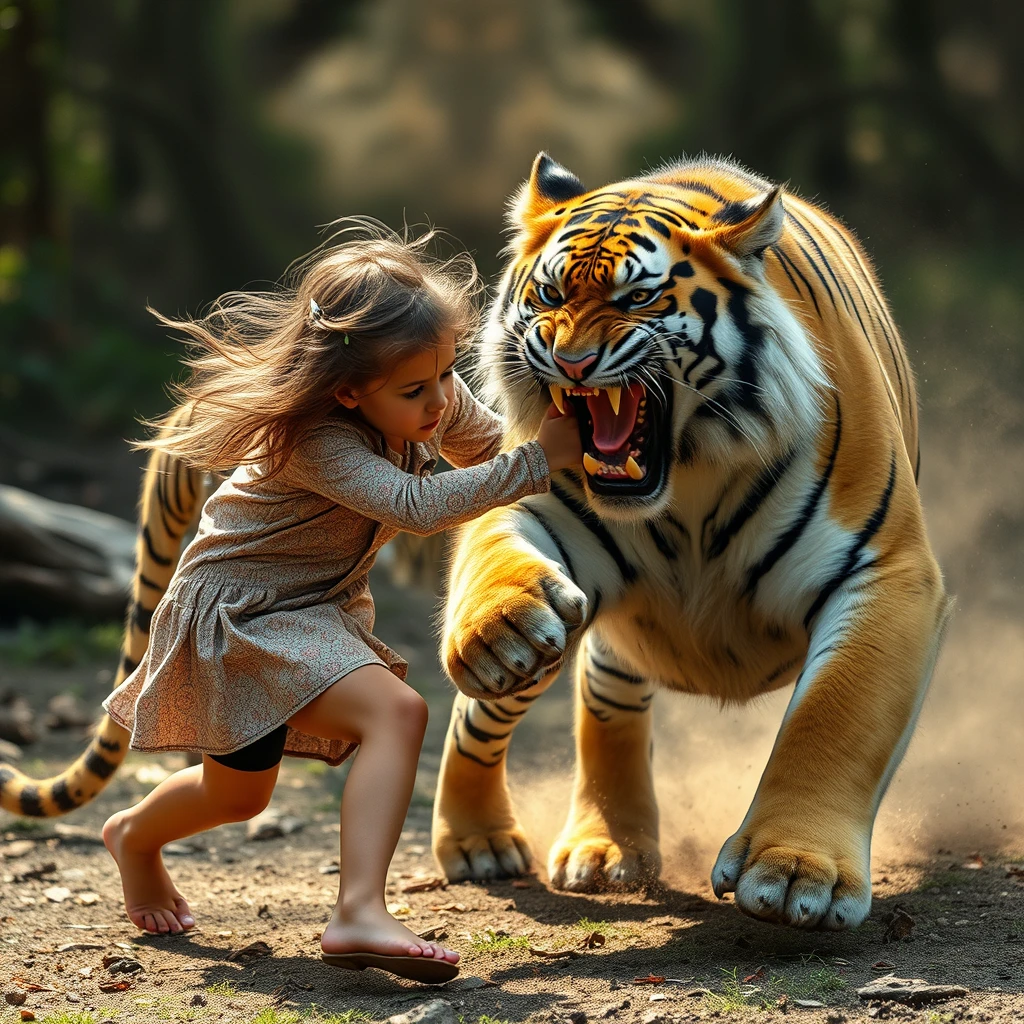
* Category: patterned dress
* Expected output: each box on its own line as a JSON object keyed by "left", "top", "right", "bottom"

{"left": 103, "top": 374, "right": 550, "bottom": 765}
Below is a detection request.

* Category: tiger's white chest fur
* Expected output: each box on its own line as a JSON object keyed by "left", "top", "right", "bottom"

{"left": 578, "top": 447, "right": 861, "bottom": 703}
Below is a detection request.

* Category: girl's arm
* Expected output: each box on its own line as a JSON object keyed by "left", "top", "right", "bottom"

{"left": 437, "top": 373, "right": 506, "bottom": 468}
{"left": 287, "top": 424, "right": 550, "bottom": 537}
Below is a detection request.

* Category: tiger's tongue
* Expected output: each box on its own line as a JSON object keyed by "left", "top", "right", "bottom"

{"left": 586, "top": 386, "right": 642, "bottom": 454}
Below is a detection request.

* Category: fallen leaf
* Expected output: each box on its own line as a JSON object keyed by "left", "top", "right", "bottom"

{"left": 10, "top": 978, "right": 56, "bottom": 993}
{"left": 579, "top": 931, "right": 606, "bottom": 949}
{"left": 882, "top": 907, "right": 916, "bottom": 943}
{"left": 962, "top": 853, "right": 984, "bottom": 870}
{"left": 529, "top": 945, "right": 578, "bottom": 959}
{"left": 633, "top": 975, "right": 666, "bottom": 984}
{"left": 430, "top": 902, "right": 468, "bottom": 913}
{"left": 386, "top": 901, "right": 413, "bottom": 918}
{"left": 401, "top": 876, "right": 447, "bottom": 894}
{"left": 871, "top": 960, "right": 896, "bottom": 971}
{"left": 743, "top": 966, "right": 766, "bottom": 983}
{"left": 417, "top": 925, "right": 449, "bottom": 942}
{"left": 57, "top": 942, "right": 104, "bottom": 952}
{"left": 99, "top": 979, "right": 134, "bottom": 992}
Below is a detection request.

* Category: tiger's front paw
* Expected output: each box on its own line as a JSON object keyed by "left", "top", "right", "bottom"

{"left": 549, "top": 833, "right": 661, "bottom": 893}
{"left": 443, "top": 559, "right": 587, "bottom": 700}
{"left": 711, "top": 827, "right": 872, "bottom": 930}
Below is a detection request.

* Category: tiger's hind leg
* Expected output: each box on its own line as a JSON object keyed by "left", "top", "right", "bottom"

{"left": 432, "top": 672, "right": 558, "bottom": 881}
{"left": 548, "top": 632, "right": 660, "bottom": 891}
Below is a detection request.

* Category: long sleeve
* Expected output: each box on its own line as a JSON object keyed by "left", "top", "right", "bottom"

{"left": 438, "top": 372, "right": 507, "bottom": 468}
{"left": 285, "top": 421, "right": 550, "bottom": 537}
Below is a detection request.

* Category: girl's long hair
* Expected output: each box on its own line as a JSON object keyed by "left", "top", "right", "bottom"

{"left": 138, "top": 218, "right": 481, "bottom": 478}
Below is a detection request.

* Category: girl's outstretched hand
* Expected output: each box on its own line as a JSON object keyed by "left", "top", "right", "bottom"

{"left": 537, "top": 401, "right": 583, "bottom": 472}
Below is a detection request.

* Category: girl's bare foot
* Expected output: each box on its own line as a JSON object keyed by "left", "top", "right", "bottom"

{"left": 321, "top": 904, "right": 459, "bottom": 964}
{"left": 102, "top": 810, "right": 195, "bottom": 935}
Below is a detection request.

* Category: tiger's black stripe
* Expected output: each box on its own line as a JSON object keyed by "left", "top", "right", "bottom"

{"left": 514, "top": 503, "right": 577, "bottom": 581}
{"left": 549, "top": 481, "right": 637, "bottom": 584}
{"left": 745, "top": 397, "right": 843, "bottom": 595}
{"left": 707, "top": 447, "right": 796, "bottom": 560}
{"left": 589, "top": 657, "right": 644, "bottom": 684}
{"left": 802, "top": 451, "right": 897, "bottom": 630}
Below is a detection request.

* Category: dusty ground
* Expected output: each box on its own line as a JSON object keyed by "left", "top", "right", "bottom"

{"left": 3, "top": 385, "right": 1024, "bottom": 1024}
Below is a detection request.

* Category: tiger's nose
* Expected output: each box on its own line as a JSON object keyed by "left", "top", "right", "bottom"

{"left": 553, "top": 352, "right": 597, "bottom": 380}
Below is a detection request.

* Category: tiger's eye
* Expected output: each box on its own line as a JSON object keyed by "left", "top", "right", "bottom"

{"left": 537, "top": 283, "right": 563, "bottom": 306}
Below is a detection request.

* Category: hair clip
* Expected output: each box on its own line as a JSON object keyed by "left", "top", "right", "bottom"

{"left": 310, "top": 299, "right": 350, "bottom": 344}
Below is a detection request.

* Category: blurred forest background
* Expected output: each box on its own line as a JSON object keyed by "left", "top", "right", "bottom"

{"left": 1, "top": 0, "right": 1022, "bottom": 611}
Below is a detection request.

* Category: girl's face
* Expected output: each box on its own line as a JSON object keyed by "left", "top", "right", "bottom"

{"left": 336, "top": 337, "right": 457, "bottom": 453}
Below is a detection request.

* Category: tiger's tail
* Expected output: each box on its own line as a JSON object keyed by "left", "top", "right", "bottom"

{"left": 0, "top": 405, "right": 210, "bottom": 816}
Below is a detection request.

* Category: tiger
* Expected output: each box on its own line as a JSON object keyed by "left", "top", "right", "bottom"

{"left": 0, "top": 406, "right": 213, "bottom": 817}
{"left": 432, "top": 152, "right": 951, "bottom": 930}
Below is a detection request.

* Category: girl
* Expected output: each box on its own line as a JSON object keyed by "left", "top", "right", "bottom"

{"left": 100, "top": 221, "right": 582, "bottom": 984}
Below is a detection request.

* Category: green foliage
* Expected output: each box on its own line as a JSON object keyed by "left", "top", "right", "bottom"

{"left": 0, "top": 619, "right": 122, "bottom": 666}
{"left": 465, "top": 928, "right": 532, "bottom": 953}
{"left": 205, "top": 980, "right": 238, "bottom": 998}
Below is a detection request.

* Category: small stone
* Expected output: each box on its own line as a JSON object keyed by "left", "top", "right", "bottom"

{"left": 318, "top": 861, "right": 340, "bottom": 875}
{"left": 20, "top": 1010, "right": 37, "bottom": 1022}
{"left": 641, "top": 1012, "right": 668, "bottom": 1024}
{"left": 163, "top": 843, "right": 193, "bottom": 857}
{"left": 387, "top": 998, "right": 456, "bottom": 1024}
{"left": 77, "top": 892, "right": 100, "bottom": 905}
{"left": 3, "top": 840, "right": 35, "bottom": 859}
{"left": 190, "top": 992, "right": 207, "bottom": 1007}
{"left": 793, "top": 999, "right": 824, "bottom": 1008}
{"left": 246, "top": 808, "right": 305, "bottom": 841}
{"left": 567, "top": 1012, "right": 587, "bottom": 1024}
{"left": 857, "top": 976, "right": 968, "bottom": 1005}
{"left": 66, "top": 992, "right": 81, "bottom": 1003}
{"left": 43, "top": 886, "right": 72, "bottom": 903}
{"left": 5, "top": 990, "right": 27, "bottom": 1006}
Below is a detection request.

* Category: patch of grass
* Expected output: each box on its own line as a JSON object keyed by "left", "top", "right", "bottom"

{"left": 40, "top": 1013, "right": 103, "bottom": 1024}
{"left": 0, "top": 619, "right": 123, "bottom": 666}
{"left": 703, "top": 968, "right": 755, "bottom": 1014}
{"left": 569, "top": 916, "right": 637, "bottom": 941}
{"left": 792, "top": 965, "right": 847, "bottom": 998}
{"left": 465, "top": 927, "right": 533, "bottom": 953}
{"left": 925, "top": 1013, "right": 954, "bottom": 1024}
{"left": 3, "top": 817, "right": 48, "bottom": 833}
{"left": 205, "top": 980, "right": 238, "bottom": 998}
{"left": 475, "top": 1016, "right": 511, "bottom": 1024}
{"left": 247, "top": 1011, "right": 371, "bottom": 1024}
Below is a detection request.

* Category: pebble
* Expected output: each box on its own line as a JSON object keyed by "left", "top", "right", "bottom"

{"left": 5, "top": 990, "right": 27, "bottom": 1007}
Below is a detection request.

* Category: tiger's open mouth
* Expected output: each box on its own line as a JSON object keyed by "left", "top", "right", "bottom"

{"left": 549, "top": 382, "right": 670, "bottom": 497}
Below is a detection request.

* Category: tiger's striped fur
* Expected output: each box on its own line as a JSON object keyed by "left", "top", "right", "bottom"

{"left": 434, "top": 153, "right": 950, "bottom": 929}
{"left": 0, "top": 406, "right": 211, "bottom": 816}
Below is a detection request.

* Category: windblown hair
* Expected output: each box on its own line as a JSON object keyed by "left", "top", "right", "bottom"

{"left": 138, "top": 218, "right": 482, "bottom": 479}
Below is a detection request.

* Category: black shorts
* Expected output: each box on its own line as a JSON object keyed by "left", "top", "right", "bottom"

{"left": 209, "top": 724, "right": 288, "bottom": 772}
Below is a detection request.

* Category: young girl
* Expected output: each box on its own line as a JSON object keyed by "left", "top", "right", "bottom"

{"left": 100, "top": 221, "right": 581, "bottom": 984}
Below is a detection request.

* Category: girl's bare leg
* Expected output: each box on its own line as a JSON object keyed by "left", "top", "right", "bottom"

{"left": 102, "top": 756, "right": 279, "bottom": 934}
{"left": 288, "top": 665, "right": 458, "bottom": 964}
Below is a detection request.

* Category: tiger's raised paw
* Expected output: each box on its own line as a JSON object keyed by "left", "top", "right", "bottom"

{"left": 548, "top": 834, "right": 661, "bottom": 893}
{"left": 443, "top": 561, "right": 587, "bottom": 700}
{"left": 711, "top": 831, "right": 872, "bottom": 930}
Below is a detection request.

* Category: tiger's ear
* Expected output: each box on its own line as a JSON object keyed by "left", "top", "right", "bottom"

{"left": 712, "top": 186, "right": 786, "bottom": 260}
{"left": 509, "top": 152, "right": 587, "bottom": 228}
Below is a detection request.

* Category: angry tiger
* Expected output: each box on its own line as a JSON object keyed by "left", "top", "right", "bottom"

{"left": 433, "top": 152, "right": 951, "bottom": 930}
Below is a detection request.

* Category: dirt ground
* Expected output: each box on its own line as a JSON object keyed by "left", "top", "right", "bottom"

{"left": 3, "top": 393, "right": 1024, "bottom": 1024}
